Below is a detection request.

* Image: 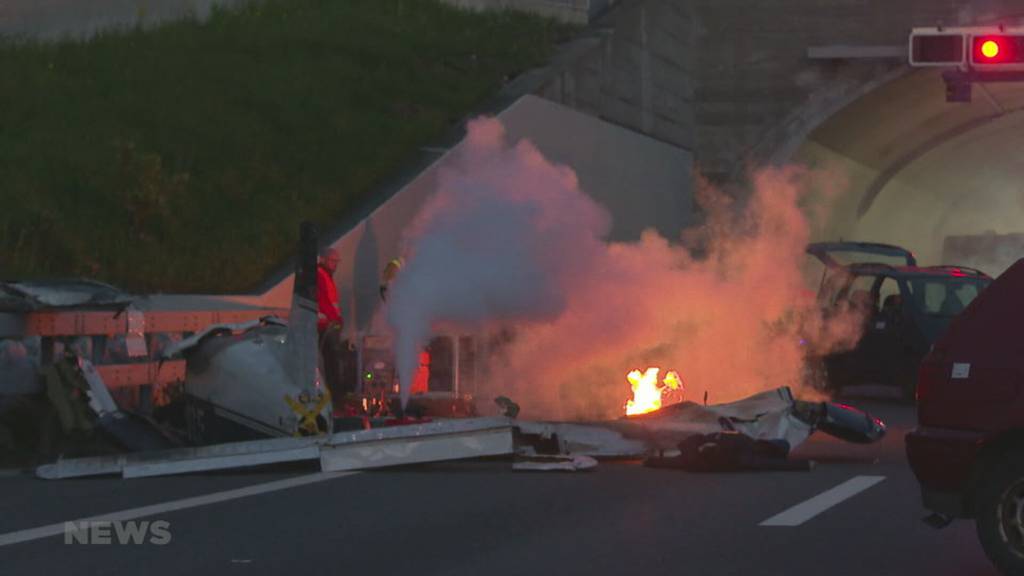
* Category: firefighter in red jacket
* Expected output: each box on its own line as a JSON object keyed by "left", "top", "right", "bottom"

{"left": 317, "top": 248, "right": 346, "bottom": 401}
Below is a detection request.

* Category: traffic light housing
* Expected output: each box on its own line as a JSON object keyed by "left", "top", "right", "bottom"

{"left": 909, "top": 27, "right": 1024, "bottom": 69}
{"left": 970, "top": 34, "right": 1024, "bottom": 67}
{"left": 944, "top": 75, "right": 972, "bottom": 103}
{"left": 909, "top": 33, "right": 964, "bottom": 66}
{"left": 909, "top": 27, "right": 1024, "bottom": 102}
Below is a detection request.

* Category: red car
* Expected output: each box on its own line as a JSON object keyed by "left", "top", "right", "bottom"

{"left": 907, "top": 257, "right": 1024, "bottom": 575}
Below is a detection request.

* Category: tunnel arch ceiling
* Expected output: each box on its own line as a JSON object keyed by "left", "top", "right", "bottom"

{"left": 791, "top": 67, "right": 1024, "bottom": 276}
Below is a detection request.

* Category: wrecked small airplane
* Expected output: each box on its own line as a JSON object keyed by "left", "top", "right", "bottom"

{"left": 2, "top": 223, "right": 334, "bottom": 461}
{"left": 161, "top": 222, "right": 333, "bottom": 443}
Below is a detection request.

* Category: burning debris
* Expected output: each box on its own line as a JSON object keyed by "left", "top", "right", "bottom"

{"left": 625, "top": 368, "right": 683, "bottom": 416}
{"left": 513, "top": 386, "right": 885, "bottom": 472}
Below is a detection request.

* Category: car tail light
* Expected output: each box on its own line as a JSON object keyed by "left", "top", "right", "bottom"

{"left": 917, "top": 346, "right": 945, "bottom": 404}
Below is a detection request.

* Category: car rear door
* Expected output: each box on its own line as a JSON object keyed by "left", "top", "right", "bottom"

{"left": 823, "top": 273, "right": 879, "bottom": 387}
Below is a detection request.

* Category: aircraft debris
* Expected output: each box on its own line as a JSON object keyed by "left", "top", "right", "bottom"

{"left": 36, "top": 417, "right": 515, "bottom": 479}
{"left": 513, "top": 454, "right": 598, "bottom": 472}
{"left": 644, "top": 431, "right": 814, "bottom": 472}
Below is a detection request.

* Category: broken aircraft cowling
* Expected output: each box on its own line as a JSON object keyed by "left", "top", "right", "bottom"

{"left": 161, "top": 222, "right": 332, "bottom": 443}
{"left": 623, "top": 387, "right": 885, "bottom": 447}
{"left": 516, "top": 387, "right": 886, "bottom": 460}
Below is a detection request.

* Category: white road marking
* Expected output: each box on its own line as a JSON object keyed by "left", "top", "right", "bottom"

{"left": 759, "top": 475, "right": 886, "bottom": 527}
{"left": 0, "top": 471, "right": 358, "bottom": 547}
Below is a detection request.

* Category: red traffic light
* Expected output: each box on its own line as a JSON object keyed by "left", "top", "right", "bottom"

{"left": 971, "top": 35, "right": 1024, "bottom": 64}
{"left": 981, "top": 39, "right": 1000, "bottom": 58}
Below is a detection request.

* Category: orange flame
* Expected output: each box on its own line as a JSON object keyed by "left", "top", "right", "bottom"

{"left": 625, "top": 367, "right": 683, "bottom": 416}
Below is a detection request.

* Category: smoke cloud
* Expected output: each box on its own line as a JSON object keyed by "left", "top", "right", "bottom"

{"left": 386, "top": 117, "right": 611, "bottom": 407}
{"left": 388, "top": 117, "right": 858, "bottom": 418}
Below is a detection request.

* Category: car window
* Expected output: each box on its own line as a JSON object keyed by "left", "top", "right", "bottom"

{"left": 952, "top": 282, "right": 981, "bottom": 309}
{"left": 802, "top": 254, "right": 827, "bottom": 292}
{"left": 906, "top": 278, "right": 988, "bottom": 317}
{"left": 834, "top": 274, "right": 878, "bottom": 309}
{"left": 877, "top": 277, "right": 902, "bottom": 314}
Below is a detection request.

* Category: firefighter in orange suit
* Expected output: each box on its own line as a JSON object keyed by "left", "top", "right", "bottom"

{"left": 411, "top": 350, "right": 430, "bottom": 395}
{"left": 317, "top": 248, "right": 346, "bottom": 401}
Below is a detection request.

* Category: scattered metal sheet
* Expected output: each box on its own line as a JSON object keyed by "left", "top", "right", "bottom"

{"left": 513, "top": 455, "right": 598, "bottom": 472}
{"left": 616, "top": 388, "right": 816, "bottom": 451}
{"left": 32, "top": 387, "right": 884, "bottom": 480}
{"left": 36, "top": 418, "right": 516, "bottom": 479}
{"left": 320, "top": 418, "right": 515, "bottom": 472}
{"left": 514, "top": 388, "right": 883, "bottom": 460}
{"left": 161, "top": 318, "right": 285, "bottom": 359}
{"left": 813, "top": 402, "right": 886, "bottom": 444}
{"left": 79, "top": 358, "right": 118, "bottom": 417}
{"left": 516, "top": 421, "right": 649, "bottom": 458}
{"left": 122, "top": 443, "right": 321, "bottom": 479}
{"left": 36, "top": 436, "right": 324, "bottom": 479}
{"left": 0, "top": 280, "right": 132, "bottom": 310}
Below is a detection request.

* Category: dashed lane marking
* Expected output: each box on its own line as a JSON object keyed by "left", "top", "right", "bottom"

{"left": 759, "top": 475, "right": 886, "bottom": 527}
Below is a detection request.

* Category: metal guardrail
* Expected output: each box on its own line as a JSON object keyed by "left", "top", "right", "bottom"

{"left": 94, "top": 361, "right": 187, "bottom": 388}
{"left": 1, "top": 305, "right": 288, "bottom": 409}
{"left": 23, "top": 308, "right": 288, "bottom": 338}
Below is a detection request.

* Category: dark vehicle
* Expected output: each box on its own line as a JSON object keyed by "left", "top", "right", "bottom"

{"left": 906, "top": 258, "right": 1024, "bottom": 575}
{"left": 806, "top": 242, "right": 993, "bottom": 400}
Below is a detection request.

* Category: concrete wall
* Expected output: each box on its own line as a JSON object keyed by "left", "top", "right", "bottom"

{"left": 537, "top": 0, "right": 696, "bottom": 152}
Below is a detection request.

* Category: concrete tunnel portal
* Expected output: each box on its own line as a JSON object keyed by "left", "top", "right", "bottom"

{"left": 790, "top": 67, "right": 1024, "bottom": 277}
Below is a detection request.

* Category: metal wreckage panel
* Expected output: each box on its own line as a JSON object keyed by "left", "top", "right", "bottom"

{"left": 319, "top": 419, "right": 516, "bottom": 472}
{"left": 36, "top": 418, "right": 518, "bottom": 479}
{"left": 35, "top": 388, "right": 883, "bottom": 479}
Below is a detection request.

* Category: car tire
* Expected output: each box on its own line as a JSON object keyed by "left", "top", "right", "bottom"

{"left": 976, "top": 451, "right": 1024, "bottom": 575}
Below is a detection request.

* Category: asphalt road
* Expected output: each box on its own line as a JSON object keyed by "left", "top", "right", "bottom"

{"left": 0, "top": 400, "right": 999, "bottom": 576}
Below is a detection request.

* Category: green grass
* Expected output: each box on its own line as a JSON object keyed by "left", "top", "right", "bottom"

{"left": 0, "top": 0, "right": 574, "bottom": 293}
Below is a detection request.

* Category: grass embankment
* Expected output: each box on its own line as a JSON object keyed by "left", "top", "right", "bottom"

{"left": 0, "top": 0, "right": 574, "bottom": 293}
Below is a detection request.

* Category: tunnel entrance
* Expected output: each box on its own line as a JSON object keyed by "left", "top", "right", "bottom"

{"left": 791, "top": 67, "right": 1024, "bottom": 277}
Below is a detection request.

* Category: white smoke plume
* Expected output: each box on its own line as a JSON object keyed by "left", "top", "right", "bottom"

{"left": 386, "top": 117, "right": 611, "bottom": 407}
{"left": 388, "top": 116, "right": 858, "bottom": 417}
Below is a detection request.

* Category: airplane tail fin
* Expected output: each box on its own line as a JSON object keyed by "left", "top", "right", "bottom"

{"left": 285, "top": 222, "right": 319, "bottom": 390}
